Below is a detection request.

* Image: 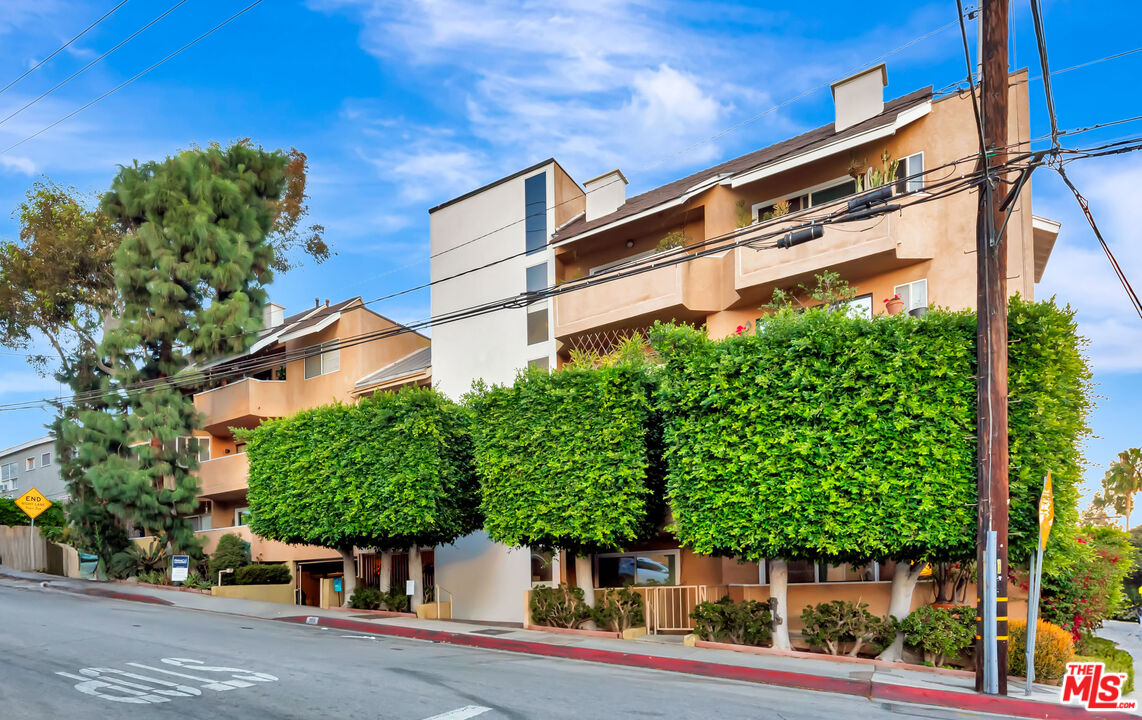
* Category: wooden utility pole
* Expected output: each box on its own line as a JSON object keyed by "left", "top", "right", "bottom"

{"left": 974, "top": 0, "right": 1010, "bottom": 696}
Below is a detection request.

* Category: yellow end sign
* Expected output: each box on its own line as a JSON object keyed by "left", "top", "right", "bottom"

{"left": 14, "top": 487, "right": 52, "bottom": 520}
{"left": 1039, "top": 472, "right": 1054, "bottom": 551}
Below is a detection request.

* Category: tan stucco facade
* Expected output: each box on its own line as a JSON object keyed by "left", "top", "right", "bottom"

{"left": 191, "top": 299, "right": 430, "bottom": 568}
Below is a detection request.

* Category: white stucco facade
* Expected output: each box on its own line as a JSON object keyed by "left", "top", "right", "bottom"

{"left": 428, "top": 160, "right": 572, "bottom": 623}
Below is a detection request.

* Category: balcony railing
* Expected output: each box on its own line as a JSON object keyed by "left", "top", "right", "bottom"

{"left": 193, "top": 378, "right": 288, "bottom": 435}
{"left": 197, "top": 452, "right": 248, "bottom": 499}
{"left": 554, "top": 251, "right": 733, "bottom": 338}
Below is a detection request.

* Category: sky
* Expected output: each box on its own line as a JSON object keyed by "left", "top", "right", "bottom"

{"left": 0, "top": 1, "right": 1139, "bottom": 518}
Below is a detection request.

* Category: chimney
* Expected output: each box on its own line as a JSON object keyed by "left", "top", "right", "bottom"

{"left": 262, "top": 302, "right": 284, "bottom": 330}
{"left": 583, "top": 169, "right": 628, "bottom": 222}
{"left": 830, "top": 64, "right": 888, "bottom": 132}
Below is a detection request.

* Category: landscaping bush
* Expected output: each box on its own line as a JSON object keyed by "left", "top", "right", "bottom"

{"left": 593, "top": 586, "right": 645, "bottom": 633}
{"left": 1007, "top": 619, "right": 1074, "bottom": 685}
{"left": 800, "top": 600, "right": 895, "bottom": 657}
{"left": 690, "top": 596, "right": 778, "bottom": 647}
{"left": 380, "top": 589, "right": 410, "bottom": 612}
{"left": 181, "top": 571, "right": 211, "bottom": 591}
{"left": 136, "top": 569, "right": 166, "bottom": 585}
{"left": 235, "top": 563, "right": 291, "bottom": 586}
{"left": 208, "top": 533, "right": 250, "bottom": 585}
{"left": 109, "top": 542, "right": 168, "bottom": 580}
{"left": 1074, "top": 635, "right": 1135, "bottom": 694}
{"left": 899, "top": 605, "right": 975, "bottom": 666}
{"left": 349, "top": 586, "right": 383, "bottom": 610}
{"left": 1042, "top": 526, "right": 1137, "bottom": 639}
{"left": 530, "top": 583, "right": 592, "bottom": 629}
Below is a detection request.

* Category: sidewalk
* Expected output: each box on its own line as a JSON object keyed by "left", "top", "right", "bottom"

{"left": 2, "top": 566, "right": 1132, "bottom": 719}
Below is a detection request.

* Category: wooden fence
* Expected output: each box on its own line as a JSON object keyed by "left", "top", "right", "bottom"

{"left": 0, "top": 525, "right": 78, "bottom": 576}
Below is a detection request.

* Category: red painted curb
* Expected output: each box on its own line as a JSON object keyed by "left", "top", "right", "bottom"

{"left": 281, "top": 615, "right": 1130, "bottom": 720}
{"left": 72, "top": 586, "right": 174, "bottom": 605}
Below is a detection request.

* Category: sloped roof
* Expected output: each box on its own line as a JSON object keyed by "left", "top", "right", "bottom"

{"left": 354, "top": 346, "right": 431, "bottom": 391}
{"left": 553, "top": 86, "right": 932, "bottom": 241}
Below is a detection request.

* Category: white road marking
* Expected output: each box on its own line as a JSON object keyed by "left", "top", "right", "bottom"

{"left": 59, "top": 658, "right": 279, "bottom": 704}
{"left": 340, "top": 634, "right": 378, "bottom": 641}
{"left": 422, "top": 706, "right": 492, "bottom": 720}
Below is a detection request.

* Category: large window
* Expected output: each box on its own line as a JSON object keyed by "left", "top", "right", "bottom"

{"left": 526, "top": 263, "right": 547, "bottom": 297}
{"left": 525, "top": 173, "right": 547, "bottom": 255}
{"left": 163, "top": 436, "right": 211, "bottom": 463}
{"left": 596, "top": 551, "right": 678, "bottom": 587}
{"left": 526, "top": 307, "right": 549, "bottom": 345}
{"left": 304, "top": 340, "right": 341, "bottom": 379}
{"left": 894, "top": 279, "right": 928, "bottom": 312}
{"left": 528, "top": 356, "right": 550, "bottom": 371}
{"left": 531, "top": 549, "right": 553, "bottom": 584}
{"left": 2, "top": 462, "right": 18, "bottom": 482}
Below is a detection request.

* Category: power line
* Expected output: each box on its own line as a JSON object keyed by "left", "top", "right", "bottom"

{"left": 0, "top": 155, "right": 1026, "bottom": 412}
{"left": 1028, "top": 0, "right": 1061, "bottom": 150}
{"left": 0, "top": 0, "right": 132, "bottom": 98}
{"left": 0, "top": 0, "right": 266, "bottom": 157}
{"left": 0, "top": 0, "right": 190, "bottom": 129}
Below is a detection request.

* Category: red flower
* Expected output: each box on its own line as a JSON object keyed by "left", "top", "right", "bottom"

{"left": 735, "top": 325, "right": 745, "bottom": 335}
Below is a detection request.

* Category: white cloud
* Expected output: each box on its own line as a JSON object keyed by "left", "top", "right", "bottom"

{"left": 0, "top": 156, "right": 35, "bottom": 175}
{"left": 1036, "top": 155, "right": 1142, "bottom": 373}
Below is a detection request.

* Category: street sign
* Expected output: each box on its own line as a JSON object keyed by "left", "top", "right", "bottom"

{"left": 171, "top": 555, "right": 190, "bottom": 583}
{"left": 1039, "top": 471, "right": 1055, "bottom": 551}
{"left": 333, "top": 578, "right": 342, "bottom": 593}
{"left": 14, "top": 487, "right": 51, "bottom": 519}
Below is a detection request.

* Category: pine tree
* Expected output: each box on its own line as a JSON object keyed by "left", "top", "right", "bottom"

{"left": 66, "top": 143, "right": 289, "bottom": 558}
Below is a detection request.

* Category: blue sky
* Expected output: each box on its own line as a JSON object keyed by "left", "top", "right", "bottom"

{"left": 0, "top": 1, "right": 1139, "bottom": 518}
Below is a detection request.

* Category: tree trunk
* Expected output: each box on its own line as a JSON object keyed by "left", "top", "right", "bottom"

{"left": 338, "top": 547, "right": 357, "bottom": 607}
{"left": 408, "top": 545, "right": 423, "bottom": 612}
{"left": 378, "top": 550, "right": 391, "bottom": 592}
{"left": 574, "top": 553, "right": 595, "bottom": 608}
{"left": 877, "top": 560, "right": 926, "bottom": 662}
{"left": 769, "top": 558, "right": 791, "bottom": 650}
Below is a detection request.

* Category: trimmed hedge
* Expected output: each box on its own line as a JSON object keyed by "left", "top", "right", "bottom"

{"left": 235, "top": 563, "right": 291, "bottom": 585}
{"left": 470, "top": 362, "right": 663, "bottom": 553}
{"left": 242, "top": 386, "right": 480, "bottom": 551}
{"left": 650, "top": 297, "right": 1090, "bottom": 565}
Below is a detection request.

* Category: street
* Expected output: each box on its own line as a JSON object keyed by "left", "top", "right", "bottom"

{"left": 0, "top": 581, "right": 995, "bottom": 719}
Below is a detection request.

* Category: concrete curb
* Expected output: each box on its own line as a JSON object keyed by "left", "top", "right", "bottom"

{"left": 280, "top": 615, "right": 1127, "bottom": 720}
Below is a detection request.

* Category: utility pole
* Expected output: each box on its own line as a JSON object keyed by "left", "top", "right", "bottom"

{"left": 974, "top": 0, "right": 1010, "bottom": 696}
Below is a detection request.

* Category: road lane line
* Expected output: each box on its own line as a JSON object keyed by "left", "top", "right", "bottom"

{"left": 422, "top": 706, "right": 491, "bottom": 720}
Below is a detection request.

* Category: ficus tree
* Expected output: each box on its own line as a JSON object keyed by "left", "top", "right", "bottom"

{"left": 650, "top": 295, "right": 1090, "bottom": 655}
{"left": 468, "top": 338, "right": 664, "bottom": 605}
{"left": 242, "top": 387, "right": 481, "bottom": 605}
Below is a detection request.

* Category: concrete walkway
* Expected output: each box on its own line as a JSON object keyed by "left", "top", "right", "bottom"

{"left": 3, "top": 566, "right": 1134, "bottom": 719}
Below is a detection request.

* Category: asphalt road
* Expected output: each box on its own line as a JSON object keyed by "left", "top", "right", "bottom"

{"left": 0, "top": 581, "right": 992, "bottom": 719}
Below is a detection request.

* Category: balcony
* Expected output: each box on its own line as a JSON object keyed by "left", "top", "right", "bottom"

{"left": 195, "top": 525, "right": 337, "bottom": 564}
{"left": 554, "top": 251, "right": 736, "bottom": 338}
{"left": 197, "top": 452, "right": 248, "bottom": 500}
{"left": 193, "top": 378, "right": 288, "bottom": 435}
{"left": 735, "top": 212, "right": 931, "bottom": 299}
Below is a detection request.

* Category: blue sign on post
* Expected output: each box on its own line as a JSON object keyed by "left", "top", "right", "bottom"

{"left": 333, "top": 578, "right": 342, "bottom": 593}
{"left": 171, "top": 555, "right": 190, "bottom": 583}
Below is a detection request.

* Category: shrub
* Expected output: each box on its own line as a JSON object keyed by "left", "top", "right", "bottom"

{"left": 380, "top": 589, "right": 410, "bottom": 612}
{"left": 1042, "top": 526, "right": 1137, "bottom": 639}
{"left": 181, "top": 571, "right": 211, "bottom": 590}
{"left": 1007, "top": 619, "right": 1074, "bottom": 685}
{"left": 350, "top": 586, "right": 383, "bottom": 610}
{"left": 656, "top": 230, "right": 688, "bottom": 252}
{"left": 109, "top": 542, "right": 168, "bottom": 579}
{"left": 593, "top": 587, "right": 645, "bottom": 632}
{"left": 1075, "top": 635, "right": 1135, "bottom": 694}
{"left": 136, "top": 569, "right": 166, "bottom": 585}
{"left": 235, "top": 563, "right": 291, "bottom": 585}
{"left": 530, "top": 583, "right": 592, "bottom": 629}
{"left": 691, "top": 596, "right": 778, "bottom": 647}
{"left": 800, "top": 600, "right": 895, "bottom": 657}
{"left": 899, "top": 605, "right": 976, "bottom": 666}
{"left": 208, "top": 533, "right": 250, "bottom": 585}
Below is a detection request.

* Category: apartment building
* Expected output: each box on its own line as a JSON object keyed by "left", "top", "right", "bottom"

{"left": 0, "top": 436, "right": 65, "bottom": 501}
{"left": 189, "top": 297, "right": 430, "bottom": 604}
{"left": 426, "top": 64, "right": 1059, "bottom": 629}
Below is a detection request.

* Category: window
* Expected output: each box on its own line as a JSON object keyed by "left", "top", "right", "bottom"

{"left": 187, "top": 514, "right": 212, "bottom": 532}
{"left": 528, "top": 356, "right": 550, "bottom": 371}
{"left": 235, "top": 507, "right": 251, "bottom": 526}
{"left": 531, "top": 549, "right": 553, "bottom": 584}
{"left": 525, "top": 173, "right": 547, "bottom": 255}
{"left": 26, "top": 457, "right": 35, "bottom": 471}
{"left": 786, "top": 559, "right": 817, "bottom": 584}
{"left": 596, "top": 551, "right": 678, "bottom": 587}
{"left": 895, "top": 152, "right": 924, "bottom": 194}
{"left": 753, "top": 177, "right": 858, "bottom": 222}
{"left": 526, "top": 262, "right": 547, "bottom": 301}
{"left": 894, "top": 279, "right": 928, "bottom": 312}
{"left": 841, "top": 293, "right": 873, "bottom": 320}
{"left": 40, "top": 453, "right": 51, "bottom": 467}
{"left": 819, "top": 563, "right": 875, "bottom": 582}
{"left": 526, "top": 307, "right": 548, "bottom": 346}
{"left": 809, "top": 179, "right": 857, "bottom": 207}
{"left": 2, "top": 462, "right": 18, "bottom": 481}
{"left": 164, "top": 436, "right": 211, "bottom": 463}
{"left": 304, "top": 340, "right": 341, "bottom": 379}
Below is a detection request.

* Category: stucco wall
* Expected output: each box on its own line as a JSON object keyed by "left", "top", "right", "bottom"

{"left": 0, "top": 438, "right": 65, "bottom": 501}
{"left": 434, "top": 531, "right": 533, "bottom": 624}
{"left": 211, "top": 583, "right": 295, "bottom": 605}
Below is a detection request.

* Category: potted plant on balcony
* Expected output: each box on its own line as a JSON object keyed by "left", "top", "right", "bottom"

{"left": 884, "top": 294, "right": 905, "bottom": 315}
